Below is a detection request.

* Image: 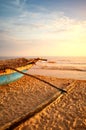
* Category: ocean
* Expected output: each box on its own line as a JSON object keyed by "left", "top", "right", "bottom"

{"left": 28, "top": 56, "right": 86, "bottom": 80}
{"left": 0, "top": 56, "right": 86, "bottom": 80}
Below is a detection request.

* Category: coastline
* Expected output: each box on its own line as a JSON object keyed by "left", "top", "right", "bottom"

{"left": 0, "top": 74, "right": 86, "bottom": 129}
{"left": 28, "top": 67, "right": 86, "bottom": 81}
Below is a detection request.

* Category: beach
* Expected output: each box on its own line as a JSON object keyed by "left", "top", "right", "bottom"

{"left": 15, "top": 76, "right": 86, "bottom": 130}
{"left": 0, "top": 74, "right": 86, "bottom": 130}
{"left": 0, "top": 57, "right": 86, "bottom": 130}
{"left": 1, "top": 0, "right": 86, "bottom": 129}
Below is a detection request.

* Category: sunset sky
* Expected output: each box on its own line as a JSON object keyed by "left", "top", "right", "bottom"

{"left": 0, "top": 0, "right": 86, "bottom": 56}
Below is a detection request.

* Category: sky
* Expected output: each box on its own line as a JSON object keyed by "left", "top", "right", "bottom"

{"left": 0, "top": 0, "right": 86, "bottom": 57}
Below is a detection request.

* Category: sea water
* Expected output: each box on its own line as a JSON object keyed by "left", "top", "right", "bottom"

{"left": 28, "top": 56, "right": 86, "bottom": 80}
{"left": 0, "top": 56, "right": 86, "bottom": 80}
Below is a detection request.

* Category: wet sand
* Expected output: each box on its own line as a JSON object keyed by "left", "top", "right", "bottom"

{"left": 0, "top": 75, "right": 86, "bottom": 130}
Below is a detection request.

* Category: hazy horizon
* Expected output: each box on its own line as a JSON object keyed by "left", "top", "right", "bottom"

{"left": 0, "top": 55, "right": 86, "bottom": 58}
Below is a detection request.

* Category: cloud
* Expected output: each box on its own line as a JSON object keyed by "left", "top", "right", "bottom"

{"left": 0, "top": 9, "right": 86, "bottom": 42}
{"left": 0, "top": 1, "right": 86, "bottom": 56}
{"left": 0, "top": 1, "right": 21, "bottom": 18}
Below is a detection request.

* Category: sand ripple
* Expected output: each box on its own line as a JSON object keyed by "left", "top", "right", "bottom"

{"left": 14, "top": 79, "right": 86, "bottom": 130}
{"left": 0, "top": 75, "right": 73, "bottom": 129}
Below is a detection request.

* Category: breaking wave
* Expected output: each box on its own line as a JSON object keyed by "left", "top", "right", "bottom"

{"left": 39, "top": 65, "right": 86, "bottom": 72}
{"left": 35, "top": 57, "right": 86, "bottom": 72}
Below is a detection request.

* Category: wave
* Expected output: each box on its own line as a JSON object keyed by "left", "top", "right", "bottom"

{"left": 37, "top": 65, "right": 86, "bottom": 72}
{"left": 36, "top": 57, "right": 86, "bottom": 72}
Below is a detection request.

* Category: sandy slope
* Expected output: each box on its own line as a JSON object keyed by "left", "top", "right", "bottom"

{"left": 0, "top": 75, "right": 86, "bottom": 130}
{"left": 15, "top": 79, "right": 86, "bottom": 130}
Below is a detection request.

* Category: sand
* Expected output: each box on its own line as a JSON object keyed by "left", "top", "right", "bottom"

{"left": 0, "top": 75, "right": 86, "bottom": 130}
